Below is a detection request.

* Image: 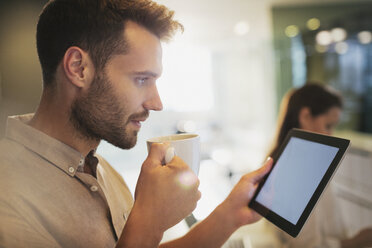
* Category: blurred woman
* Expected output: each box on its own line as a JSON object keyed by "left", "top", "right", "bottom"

{"left": 268, "top": 83, "right": 372, "bottom": 248}
{"left": 269, "top": 83, "right": 342, "bottom": 158}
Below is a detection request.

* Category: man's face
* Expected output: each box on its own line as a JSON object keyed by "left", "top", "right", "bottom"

{"left": 70, "top": 21, "right": 163, "bottom": 149}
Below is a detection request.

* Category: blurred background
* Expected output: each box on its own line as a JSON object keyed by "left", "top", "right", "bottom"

{"left": 1, "top": 0, "right": 372, "bottom": 247}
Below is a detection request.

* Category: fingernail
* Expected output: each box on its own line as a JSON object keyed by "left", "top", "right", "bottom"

{"left": 165, "top": 147, "right": 175, "bottom": 164}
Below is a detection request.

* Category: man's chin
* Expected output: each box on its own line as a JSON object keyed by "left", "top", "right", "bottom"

{"left": 122, "top": 140, "right": 137, "bottom": 150}
{"left": 106, "top": 134, "right": 138, "bottom": 150}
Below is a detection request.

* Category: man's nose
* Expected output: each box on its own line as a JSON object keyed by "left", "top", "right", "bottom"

{"left": 143, "top": 86, "right": 163, "bottom": 111}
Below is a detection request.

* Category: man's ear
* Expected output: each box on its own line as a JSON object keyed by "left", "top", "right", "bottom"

{"left": 63, "top": 46, "right": 94, "bottom": 88}
{"left": 299, "top": 107, "right": 312, "bottom": 129}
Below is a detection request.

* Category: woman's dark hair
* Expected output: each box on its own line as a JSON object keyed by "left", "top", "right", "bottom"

{"left": 36, "top": 0, "right": 183, "bottom": 87}
{"left": 269, "top": 83, "right": 343, "bottom": 158}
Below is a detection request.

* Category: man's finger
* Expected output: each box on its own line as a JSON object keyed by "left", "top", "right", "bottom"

{"left": 166, "top": 155, "right": 189, "bottom": 170}
{"left": 248, "top": 157, "right": 274, "bottom": 184}
{"left": 145, "top": 143, "right": 170, "bottom": 167}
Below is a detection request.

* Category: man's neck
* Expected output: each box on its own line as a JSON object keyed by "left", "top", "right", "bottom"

{"left": 28, "top": 91, "right": 99, "bottom": 157}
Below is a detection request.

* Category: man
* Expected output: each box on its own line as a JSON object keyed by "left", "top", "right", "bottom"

{"left": 0, "top": 0, "right": 273, "bottom": 247}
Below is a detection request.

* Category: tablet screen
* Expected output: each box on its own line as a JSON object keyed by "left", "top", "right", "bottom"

{"left": 249, "top": 129, "right": 350, "bottom": 237}
{"left": 255, "top": 137, "right": 339, "bottom": 224}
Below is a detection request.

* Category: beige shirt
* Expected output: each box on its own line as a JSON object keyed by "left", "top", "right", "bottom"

{"left": 0, "top": 114, "right": 134, "bottom": 248}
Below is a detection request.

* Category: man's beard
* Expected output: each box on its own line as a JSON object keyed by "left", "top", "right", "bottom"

{"left": 70, "top": 72, "right": 148, "bottom": 149}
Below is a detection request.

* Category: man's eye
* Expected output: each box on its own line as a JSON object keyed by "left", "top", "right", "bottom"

{"left": 136, "top": 77, "right": 148, "bottom": 85}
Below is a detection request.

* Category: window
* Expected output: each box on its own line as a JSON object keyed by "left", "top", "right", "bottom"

{"left": 158, "top": 40, "right": 214, "bottom": 112}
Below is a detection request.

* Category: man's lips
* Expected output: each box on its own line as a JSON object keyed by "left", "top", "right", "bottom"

{"left": 130, "top": 117, "right": 148, "bottom": 128}
{"left": 128, "top": 110, "right": 149, "bottom": 128}
{"left": 131, "top": 118, "right": 147, "bottom": 122}
{"left": 130, "top": 120, "right": 142, "bottom": 128}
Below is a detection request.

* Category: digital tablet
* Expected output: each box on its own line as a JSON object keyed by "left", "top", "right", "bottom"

{"left": 249, "top": 128, "right": 350, "bottom": 237}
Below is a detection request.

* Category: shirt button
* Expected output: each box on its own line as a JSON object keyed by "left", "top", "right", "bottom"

{"left": 68, "top": 167, "right": 75, "bottom": 173}
{"left": 90, "top": 185, "right": 98, "bottom": 192}
{"left": 79, "top": 159, "right": 84, "bottom": 166}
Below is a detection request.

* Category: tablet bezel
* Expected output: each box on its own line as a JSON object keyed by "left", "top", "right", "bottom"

{"left": 249, "top": 128, "right": 350, "bottom": 237}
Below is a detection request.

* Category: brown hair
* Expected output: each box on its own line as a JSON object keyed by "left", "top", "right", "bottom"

{"left": 269, "top": 83, "right": 343, "bottom": 158}
{"left": 36, "top": 0, "right": 183, "bottom": 87}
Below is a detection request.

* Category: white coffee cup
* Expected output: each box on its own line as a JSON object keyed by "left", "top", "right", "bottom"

{"left": 147, "top": 133, "right": 200, "bottom": 175}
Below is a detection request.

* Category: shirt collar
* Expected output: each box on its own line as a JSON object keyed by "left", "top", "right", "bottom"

{"left": 5, "top": 114, "right": 85, "bottom": 177}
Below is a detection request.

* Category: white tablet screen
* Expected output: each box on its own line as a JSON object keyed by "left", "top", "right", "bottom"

{"left": 256, "top": 137, "right": 339, "bottom": 224}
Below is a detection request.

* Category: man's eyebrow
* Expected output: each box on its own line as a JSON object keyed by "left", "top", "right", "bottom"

{"left": 131, "top": 71, "right": 159, "bottom": 78}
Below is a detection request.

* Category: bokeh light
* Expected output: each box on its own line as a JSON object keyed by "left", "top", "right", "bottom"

{"left": 306, "top": 18, "right": 320, "bottom": 31}
{"left": 285, "top": 25, "right": 299, "bottom": 38}
{"left": 357, "top": 31, "right": 372, "bottom": 44}
{"left": 331, "top": 27, "right": 347, "bottom": 42}
{"left": 177, "top": 171, "right": 198, "bottom": 189}
{"left": 177, "top": 120, "right": 196, "bottom": 133}
{"left": 335, "top": 42, "right": 349, "bottom": 54}
{"left": 316, "top": 30, "right": 332, "bottom": 46}
{"left": 315, "top": 44, "right": 329, "bottom": 53}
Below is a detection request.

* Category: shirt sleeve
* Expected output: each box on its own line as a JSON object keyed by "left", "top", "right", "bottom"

{"left": 0, "top": 203, "right": 61, "bottom": 248}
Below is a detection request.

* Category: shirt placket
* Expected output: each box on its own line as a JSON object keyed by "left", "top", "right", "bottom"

{"left": 74, "top": 159, "right": 118, "bottom": 239}
{"left": 75, "top": 168, "right": 108, "bottom": 205}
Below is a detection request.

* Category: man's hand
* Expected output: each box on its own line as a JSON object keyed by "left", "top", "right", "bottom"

{"left": 160, "top": 157, "right": 273, "bottom": 248}
{"left": 134, "top": 143, "right": 201, "bottom": 231}
{"left": 218, "top": 157, "right": 273, "bottom": 229}
{"left": 117, "top": 143, "right": 201, "bottom": 248}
